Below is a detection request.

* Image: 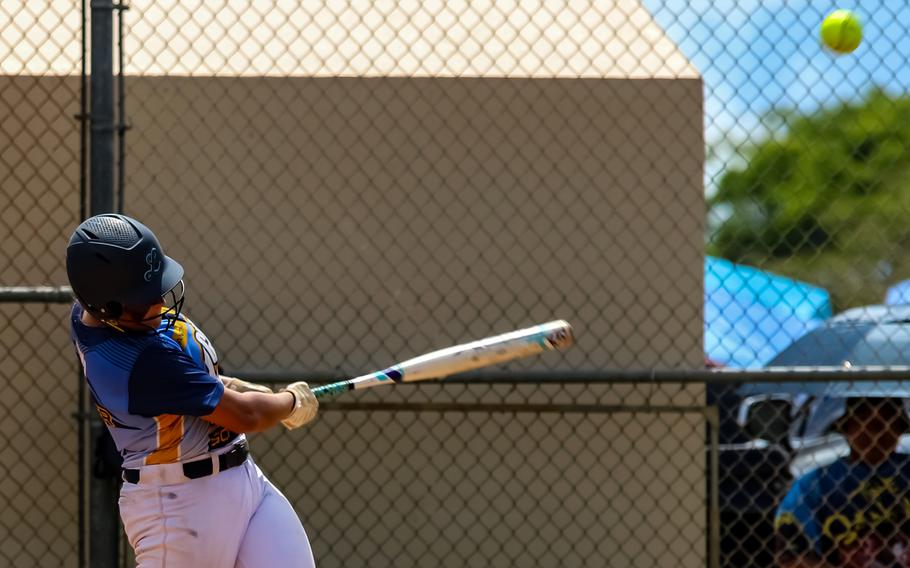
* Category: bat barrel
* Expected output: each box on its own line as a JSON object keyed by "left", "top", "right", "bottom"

{"left": 309, "top": 320, "right": 573, "bottom": 400}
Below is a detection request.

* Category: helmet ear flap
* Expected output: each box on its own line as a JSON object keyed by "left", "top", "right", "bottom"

{"left": 99, "top": 301, "right": 123, "bottom": 319}
{"left": 74, "top": 295, "right": 118, "bottom": 320}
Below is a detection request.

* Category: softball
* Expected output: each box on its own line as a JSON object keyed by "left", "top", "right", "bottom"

{"left": 820, "top": 10, "right": 862, "bottom": 54}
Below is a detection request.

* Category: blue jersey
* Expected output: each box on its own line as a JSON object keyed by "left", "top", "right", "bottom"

{"left": 70, "top": 304, "right": 242, "bottom": 468}
{"left": 775, "top": 454, "right": 910, "bottom": 564}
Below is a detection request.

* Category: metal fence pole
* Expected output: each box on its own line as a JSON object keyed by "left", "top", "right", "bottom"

{"left": 89, "top": 1, "right": 119, "bottom": 566}
{"left": 78, "top": 3, "right": 89, "bottom": 563}
{"left": 707, "top": 406, "right": 721, "bottom": 568}
{"left": 90, "top": 0, "right": 115, "bottom": 214}
{"left": 115, "top": 2, "right": 129, "bottom": 214}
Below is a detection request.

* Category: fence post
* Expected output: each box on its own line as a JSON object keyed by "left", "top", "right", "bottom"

{"left": 90, "top": 0, "right": 115, "bottom": 214}
{"left": 89, "top": 1, "right": 119, "bottom": 566}
{"left": 707, "top": 406, "right": 721, "bottom": 568}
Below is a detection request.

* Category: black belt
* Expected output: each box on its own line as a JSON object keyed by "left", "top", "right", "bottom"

{"left": 122, "top": 440, "right": 249, "bottom": 484}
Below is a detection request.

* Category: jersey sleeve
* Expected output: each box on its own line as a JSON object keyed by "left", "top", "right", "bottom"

{"left": 775, "top": 470, "right": 821, "bottom": 562}
{"left": 128, "top": 340, "right": 225, "bottom": 417}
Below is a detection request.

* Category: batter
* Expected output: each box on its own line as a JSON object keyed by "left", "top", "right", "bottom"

{"left": 66, "top": 213, "right": 318, "bottom": 567}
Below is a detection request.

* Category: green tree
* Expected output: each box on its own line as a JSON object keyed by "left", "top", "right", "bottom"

{"left": 709, "top": 89, "right": 910, "bottom": 310}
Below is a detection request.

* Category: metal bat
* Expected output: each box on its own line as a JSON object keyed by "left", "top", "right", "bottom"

{"left": 311, "top": 320, "right": 574, "bottom": 399}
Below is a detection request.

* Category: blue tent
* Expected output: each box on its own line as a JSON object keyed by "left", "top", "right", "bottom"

{"left": 886, "top": 280, "right": 910, "bottom": 305}
{"left": 705, "top": 257, "right": 831, "bottom": 368}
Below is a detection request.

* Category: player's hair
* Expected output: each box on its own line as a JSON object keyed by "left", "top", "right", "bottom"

{"left": 832, "top": 397, "right": 910, "bottom": 433}
{"left": 66, "top": 214, "right": 185, "bottom": 322}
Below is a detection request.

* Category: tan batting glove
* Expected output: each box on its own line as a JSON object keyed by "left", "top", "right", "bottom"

{"left": 280, "top": 381, "right": 319, "bottom": 430}
{"left": 221, "top": 376, "right": 273, "bottom": 394}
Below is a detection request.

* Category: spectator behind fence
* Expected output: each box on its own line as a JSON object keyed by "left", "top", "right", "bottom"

{"left": 775, "top": 397, "right": 910, "bottom": 567}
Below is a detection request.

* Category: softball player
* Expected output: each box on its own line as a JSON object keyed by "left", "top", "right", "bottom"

{"left": 775, "top": 397, "right": 910, "bottom": 567}
{"left": 67, "top": 213, "right": 318, "bottom": 567}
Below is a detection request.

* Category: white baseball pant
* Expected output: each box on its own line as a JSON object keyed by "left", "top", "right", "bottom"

{"left": 119, "top": 457, "right": 315, "bottom": 567}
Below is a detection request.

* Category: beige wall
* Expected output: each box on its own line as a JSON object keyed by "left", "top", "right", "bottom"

{"left": 1, "top": 72, "right": 705, "bottom": 566}
{"left": 124, "top": 75, "right": 704, "bottom": 373}
{"left": 0, "top": 75, "right": 81, "bottom": 567}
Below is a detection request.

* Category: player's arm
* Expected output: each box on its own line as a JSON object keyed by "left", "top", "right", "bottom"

{"left": 221, "top": 376, "right": 273, "bottom": 394}
{"left": 204, "top": 379, "right": 318, "bottom": 433}
{"left": 775, "top": 473, "right": 828, "bottom": 568}
{"left": 130, "top": 343, "right": 317, "bottom": 432}
{"left": 203, "top": 388, "right": 293, "bottom": 433}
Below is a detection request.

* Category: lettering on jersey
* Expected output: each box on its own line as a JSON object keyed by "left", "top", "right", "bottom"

{"left": 170, "top": 318, "right": 189, "bottom": 349}
{"left": 817, "top": 476, "right": 910, "bottom": 556}
{"left": 192, "top": 325, "right": 219, "bottom": 376}
{"left": 208, "top": 426, "right": 238, "bottom": 450}
{"left": 94, "top": 403, "right": 140, "bottom": 430}
{"left": 96, "top": 404, "right": 115, "bottom": 428}
{"left": 165, "top": 315, "right": 219, "bottom": 376}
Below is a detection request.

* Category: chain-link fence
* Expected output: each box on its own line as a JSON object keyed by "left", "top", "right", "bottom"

{"left": 252, "top": 380, "right": 710, "bottom": 568}
{"left": 7, "top": 0, "right": 910, "bottom": 567}
{"left": 1, "top": 1, "right": 84, "bottom": 566}
{"left": 0, "top": 304, "right": 81, "bottom": 566}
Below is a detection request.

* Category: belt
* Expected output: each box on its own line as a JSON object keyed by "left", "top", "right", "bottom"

{"left": 122, "top": 440, "right": 249, "bottom": 484}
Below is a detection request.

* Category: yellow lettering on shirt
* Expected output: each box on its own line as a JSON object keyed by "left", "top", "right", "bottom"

{"left": 170, "top": 319, "right": 189, "bottom": 349}
{"left": 95, "top": 404, "right": 115, "bottom": 428}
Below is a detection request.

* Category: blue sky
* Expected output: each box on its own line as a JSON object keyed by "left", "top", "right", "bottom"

{"left": 642, "top": 0, "right": 910, "bottom": 195}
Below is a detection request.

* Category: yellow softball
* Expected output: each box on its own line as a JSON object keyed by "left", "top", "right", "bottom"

{"left": 820, "top": 10, "right": 862, "bottom": 54}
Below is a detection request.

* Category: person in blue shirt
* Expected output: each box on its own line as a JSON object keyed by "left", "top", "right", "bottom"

{"left": 67, "top": 213, "right": 320, "bottom": 567}
{"left": 775, "top": 397, "right": 910, "bottom": 568}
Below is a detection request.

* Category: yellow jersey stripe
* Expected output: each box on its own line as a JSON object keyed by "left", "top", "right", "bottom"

{"left": 145, "top": 414, "right": 184, "bottom": 465}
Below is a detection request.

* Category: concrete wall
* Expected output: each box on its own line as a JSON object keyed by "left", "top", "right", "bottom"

{"left": 123, "top": 75, "right": 704, "bottom": 373}
{"left": 0, "top": 75, "right": 81, "bottom": 567}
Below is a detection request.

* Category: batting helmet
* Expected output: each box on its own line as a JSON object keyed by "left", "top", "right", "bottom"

{"left": 66, "top": 214, "right": 184, "bottom": 319}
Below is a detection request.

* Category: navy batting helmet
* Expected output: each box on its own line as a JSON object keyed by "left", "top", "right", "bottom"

{"left": 66, "top": 214, "right": 184, "bottom": 319}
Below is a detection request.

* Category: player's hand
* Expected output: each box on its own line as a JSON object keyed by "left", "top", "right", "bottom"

{"left": 280, "top": 381, "right": 319, "bottom": 430}
{"left": 221, "top": 376, "right": 273, "bottom": 394}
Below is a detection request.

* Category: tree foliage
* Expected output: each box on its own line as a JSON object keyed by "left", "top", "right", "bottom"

{"left": 709, "top": 89, "right": 910, "bottom": 310}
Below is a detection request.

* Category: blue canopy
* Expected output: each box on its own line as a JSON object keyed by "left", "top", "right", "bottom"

{"left": 705, "top": 257, "right": 832, "bottom": 368}
{"left": 886, "top": 280, "right": 910, "bottom": 305}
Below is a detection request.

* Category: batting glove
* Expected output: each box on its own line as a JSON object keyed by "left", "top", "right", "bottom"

{"left": 222, "top": 376, "right": 273, "bottom": 394}
{"left": 280, "top": 381, "right": 319, "bottom": 430}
